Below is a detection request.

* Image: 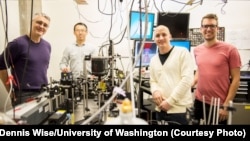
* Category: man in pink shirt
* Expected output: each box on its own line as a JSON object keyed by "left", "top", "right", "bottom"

{"left": 192, "top": 13, "right": 241, "bottom": 125}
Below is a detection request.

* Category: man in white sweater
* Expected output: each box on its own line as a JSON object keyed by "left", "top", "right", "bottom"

{"left": 149, "top": 25, "right": 194, "bottom": 125}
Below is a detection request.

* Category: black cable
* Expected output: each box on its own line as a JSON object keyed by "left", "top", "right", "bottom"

{"left": 0, "top": 0, "right": 10, "bottom": 68}
{"left": 18, "top": 0, "right": 34, "bottom": 105}
{"left": 98, "top": 0, "right": 134, "bottom": 55}
{"left": 3, "top": 0, "right": 8, "bottom": 44}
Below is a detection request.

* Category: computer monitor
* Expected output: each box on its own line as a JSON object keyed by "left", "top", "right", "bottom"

{"left": 157, "top": 12, "right": 190, "bottom": 39}
{"left": 170, "top": 39, "right": 191, "bottom": 52}
{"left": 129, "top": 11, "right": 155, "bottom": 40}
{"left": 133, "top": 40, "right": 158, "bottom": 68}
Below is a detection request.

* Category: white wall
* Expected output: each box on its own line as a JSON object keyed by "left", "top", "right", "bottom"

{"left": 1, "top": 0, "right": 250, "bottom": 81}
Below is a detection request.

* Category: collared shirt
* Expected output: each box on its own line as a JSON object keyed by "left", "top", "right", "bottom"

{"left": 59, "top": 42, "right": 98, "bottom": 80}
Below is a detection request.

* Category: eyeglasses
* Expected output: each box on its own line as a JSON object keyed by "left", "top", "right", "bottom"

{"left": 201, "top": 24, "right": 217, "bottom": 29}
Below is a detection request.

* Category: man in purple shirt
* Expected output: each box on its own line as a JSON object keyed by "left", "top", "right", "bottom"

{"left": 0, "top": 12, "right": 51, "bottom": 105}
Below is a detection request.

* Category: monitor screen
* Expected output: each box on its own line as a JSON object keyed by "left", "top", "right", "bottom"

{"left": 170, "top": 39, "right": 191, "bottom": 51}
{"left": 157, "top": 12, "right": 190, "bottom": 39}
{"left": 133, "top": 40, "right": 158, "bottom": 68}
{"left": 129, "top": 11, "right": 155, "bottom": 40}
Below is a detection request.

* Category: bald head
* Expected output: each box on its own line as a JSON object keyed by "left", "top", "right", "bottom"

{"left": 154, "top": 25, "right": 172, "bottom": 53}
{"left": 154, "top": 25, "right": 172, "bottom": 40}
{"left": 155, "top": 25, "right": 170, "bottom": 35}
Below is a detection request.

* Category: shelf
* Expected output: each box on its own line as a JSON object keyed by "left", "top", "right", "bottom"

{"left": 234, "top": 76, "right": 250, "bottom": 102}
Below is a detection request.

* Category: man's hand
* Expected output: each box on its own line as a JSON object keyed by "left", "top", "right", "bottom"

{"left": 62, "top": 67, "right": 70, "bottom": 72}
{"left": 159, "top": 100, "right": 171, "bottom": 112}
{"left": 219, "top": 108, "right": 228, "bottom": 122}
{"left": 152, "top": 91, "right": 164, "bottom": 106}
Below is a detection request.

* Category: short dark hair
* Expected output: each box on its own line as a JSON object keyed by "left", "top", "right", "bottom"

{"left": 201, "top": 13, "right": 218, "bottom": 26}
{"left": 74, "top": 22, "right": 88, "bottom": 31}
